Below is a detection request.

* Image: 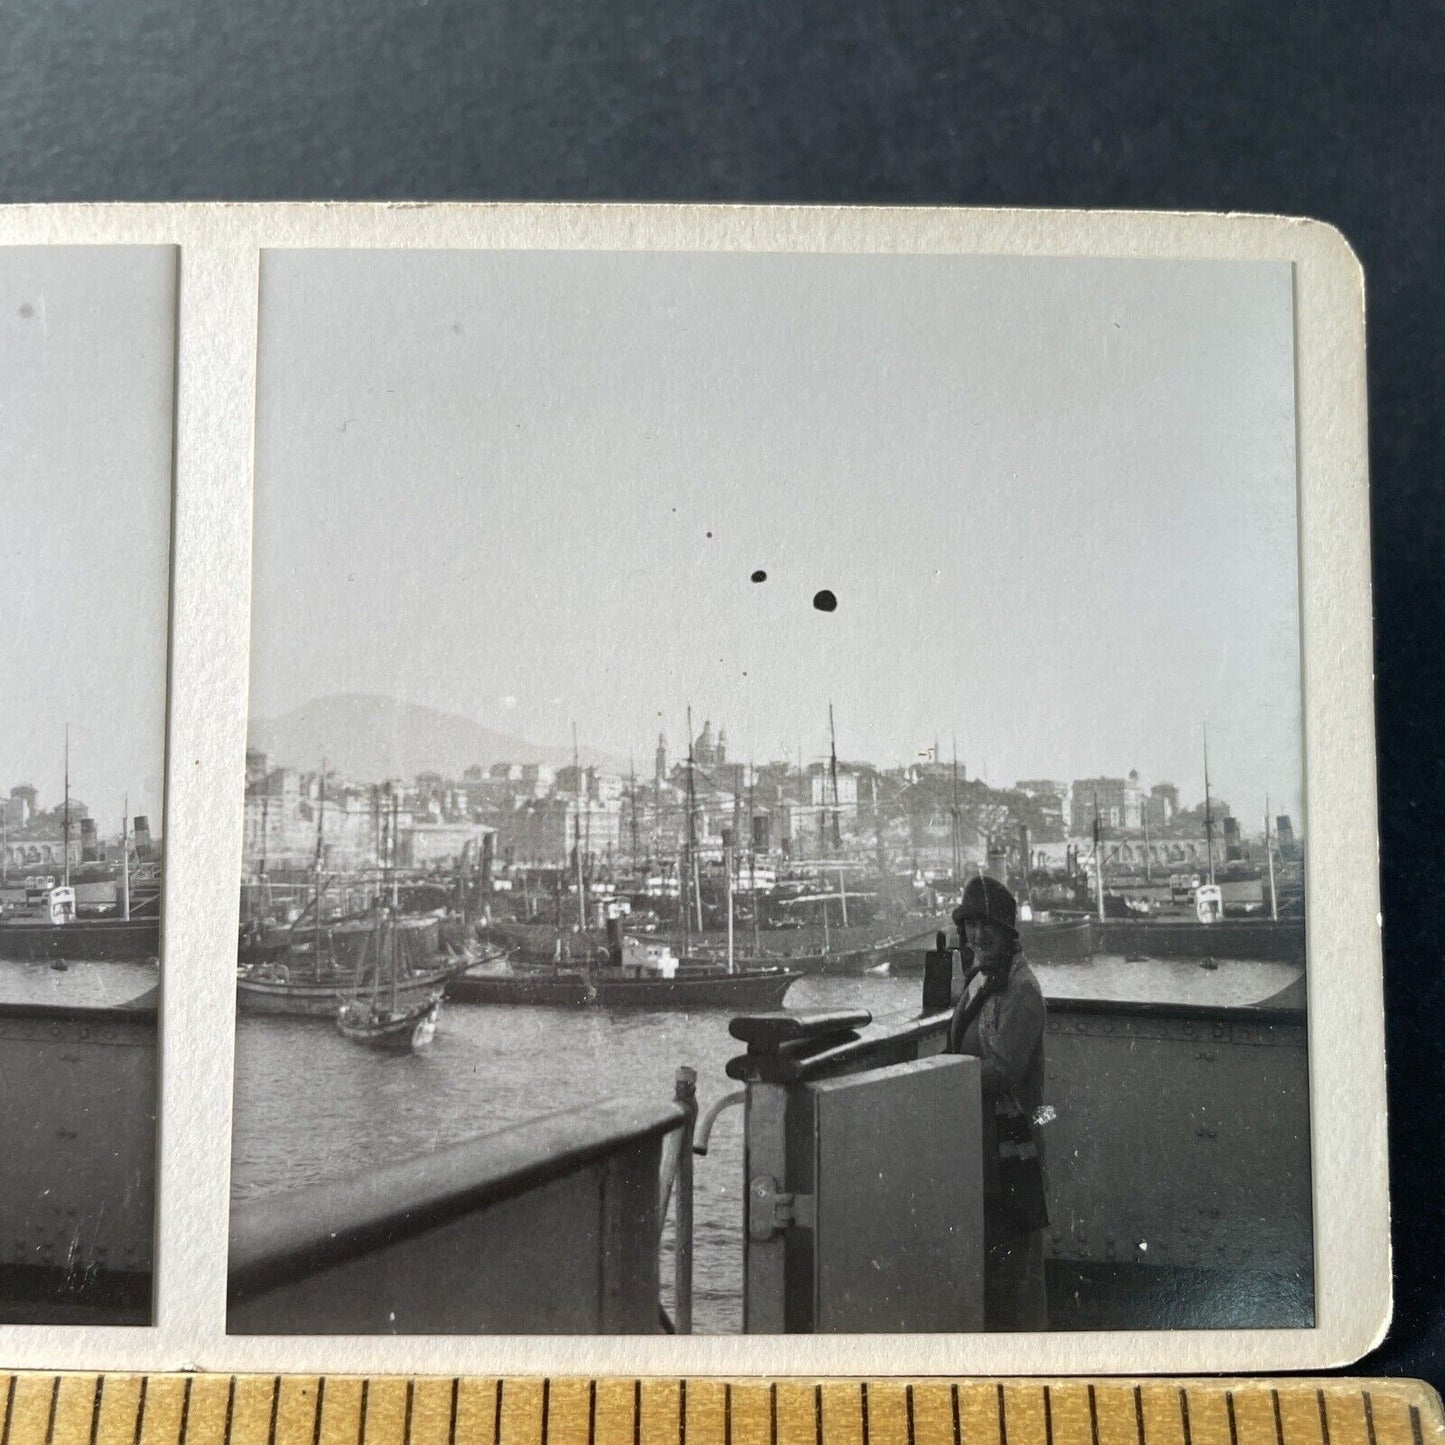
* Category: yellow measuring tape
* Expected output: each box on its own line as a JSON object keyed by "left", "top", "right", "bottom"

{"left": 0, "top": 1379, "right": 1438, "bottom": 1445}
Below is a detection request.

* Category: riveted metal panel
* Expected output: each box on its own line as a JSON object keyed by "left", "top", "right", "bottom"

{"left": 1042, "top": 1000, "right": 1311, "bottom": 1284}
{"left": 0, "top": 1007, "right": 156, "bottom": 1286}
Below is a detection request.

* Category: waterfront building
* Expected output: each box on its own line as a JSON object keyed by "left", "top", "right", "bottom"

{"left": 398, "top": 820, "right": 494, "bottom": 868}
{"left": 3, "top": 818, "right": 85, "bottom": 871}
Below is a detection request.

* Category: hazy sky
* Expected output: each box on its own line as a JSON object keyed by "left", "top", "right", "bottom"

{"left": 0, "top": 247, "right": 175, "bottom": 830}
{"left": 252, "top": 249, "right": 1303, "bottom": 821}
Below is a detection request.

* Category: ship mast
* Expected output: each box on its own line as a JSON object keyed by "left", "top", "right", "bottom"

{"left": 950, "top": 736, "right": 962, "bottom": 886}
{"left": 63, "top": 725, "right": 71, "bottom": 889}
{"left": 829, "top": 703, "right": 848, "bottom": 927}
{"left": 629, "top": 755, "right": 639, "bottom": 870}
{"left": 1202, "top": 724, "right": 1216, "bottom": 887}
{"left": 679, "top": 711, "right": 693, "bottom": 960}
{"left": 748, "top": 761, "right": 760, "bottom": 956}
{"left": 390, "top": 785, "right": 400, "bottom": 909}
{"left": 1093, "top": 789, "right": 1106, "bottom": 922}
{"left": 259, "top": 789, "right": 269, "bottom": 882}
{"left": 121, "top": 795, "right": 131, "bottom": 922}
{"left": 685, "top": 707, "right": 702, "bottom": 933}
{"left": 725, "top": 839, "right": 735, "bottom": 974}
{"left": 572, "top": 724, "right": 586, "bottom": 930}
{"left": 314, "top": 758, "right": 326, "bottom": 975}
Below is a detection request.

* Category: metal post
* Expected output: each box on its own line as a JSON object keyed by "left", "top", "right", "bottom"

{"left": 673, "top": 1066, "right": 697, "bottom": 1334}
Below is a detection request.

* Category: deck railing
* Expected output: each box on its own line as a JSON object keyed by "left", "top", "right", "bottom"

{"left": 228, "top": 1093, "right": 691, "bottom": 1335}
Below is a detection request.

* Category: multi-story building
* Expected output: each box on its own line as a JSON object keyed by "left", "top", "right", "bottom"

{"left": 491, "top": 796, "right": 625, "bottom": 869}
{"left": 1146, "top": 783, "right": 1179, "bottom": 830}
{"left": 1070, "top": 771, "right": 1146, "bottom": 833}
{"left": 1015, "top": 779, "right": 1070, "bottom": 837}
{"left": 4, "top": 785, "right": 38, "bottom": 832}
{"left": 398, "top": 820, "right": 494, "bottom": 868}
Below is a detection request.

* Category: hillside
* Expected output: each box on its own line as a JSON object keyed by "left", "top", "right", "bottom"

{"left": 248, "top": 694, "right": 622, "bottom": 781}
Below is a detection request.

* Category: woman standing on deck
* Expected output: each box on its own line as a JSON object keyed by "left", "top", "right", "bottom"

{"left": 948, "top": 874, "right": 1049, "bottom": 1330}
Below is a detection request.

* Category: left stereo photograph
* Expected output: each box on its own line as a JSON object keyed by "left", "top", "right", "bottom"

{"left": 0, "top": 247, "right": 174, "bottom": 1325}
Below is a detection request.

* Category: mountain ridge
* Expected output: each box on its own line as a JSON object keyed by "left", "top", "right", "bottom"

{"left": 248, "top": 693, "right": 626, "bottom": 780}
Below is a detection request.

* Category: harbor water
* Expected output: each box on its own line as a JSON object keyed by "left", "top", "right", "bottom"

{"left": 0, "top": 956, "right": 157, "bottom": 1007}
{"left": 230, "top": 955, "right": 1303, "bottom": 1335}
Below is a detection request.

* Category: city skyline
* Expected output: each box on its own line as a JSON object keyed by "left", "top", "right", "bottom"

{"left": 251, "top": 249, "right": 1305, "bottom": 823}
{"left": 248, "top": 686, "right": 1289, "bottom": 827}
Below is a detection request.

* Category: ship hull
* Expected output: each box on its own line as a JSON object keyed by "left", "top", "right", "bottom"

{"left": 336, "top": 999, "right": 440, "bottom": 1053}
{"left": 0, "top": 917, "right": 160, "bottom": 961}
{"left": 889, "top": 914, "right": 1307, "bottom": 971}
{"left": 238, "top": 970, "right": 452, "bottom": 1018}
{"left": 1097, "top": 917, "right": 1306, "bottom": 962}
{"left": 448, "top": 966, "right": 798, "bottom": 1010}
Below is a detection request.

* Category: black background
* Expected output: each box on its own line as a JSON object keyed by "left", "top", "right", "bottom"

{"left": 3, "top": 0, "right": 1440, "bottom": 1383}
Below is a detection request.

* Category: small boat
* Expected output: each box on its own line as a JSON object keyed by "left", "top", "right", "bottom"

{"left": 335, "top": 913, "right": 443, "bottom": 1053}
{"left": 336, "top": 995, "right": 441, "bottom": 1053}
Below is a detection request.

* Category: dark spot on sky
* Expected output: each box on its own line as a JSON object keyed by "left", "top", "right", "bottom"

{"left": 813, "top": 589, "right": 838, "bottom": 613}
{"left": 751, "top": 569, "right": 767, "bottom": 583}
{"left": 706, "top": 531, "right": 713, "bottom": 539}
{"left": 18, "top": 303, "right": 33, "bottom": 318}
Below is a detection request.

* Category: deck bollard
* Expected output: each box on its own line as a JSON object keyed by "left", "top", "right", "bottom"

{"left": 673, "top": 1065, "right": 698, "bottom": 1335}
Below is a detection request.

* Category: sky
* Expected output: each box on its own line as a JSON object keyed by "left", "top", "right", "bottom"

{"left": 251, "top": 248, "right": 1303, "bottom": 824}
{"left": 0, "top": 247, "right": 175, "bottom": 832}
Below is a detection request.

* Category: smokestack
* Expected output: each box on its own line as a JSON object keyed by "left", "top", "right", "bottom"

{"left": 132, "top": 816, "right": 154, "bottom": 861}
{"left": 80, "top": 818, "right": 99, "bottom": 862}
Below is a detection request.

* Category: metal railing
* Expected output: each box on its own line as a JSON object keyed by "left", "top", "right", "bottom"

{"left": 229, "top": 1092, "right": 691, "bottom": 1335}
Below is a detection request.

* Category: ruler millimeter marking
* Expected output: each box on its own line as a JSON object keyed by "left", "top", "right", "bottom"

{"left": 0, "top": 1380, "right": 1437, "bottom": 1445}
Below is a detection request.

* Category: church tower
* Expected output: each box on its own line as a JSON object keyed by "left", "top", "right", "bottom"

{"left": 654, "top": 732, "right": 667, "bottom": 786}
{"left": 717, "top": 726, "right": 728, "bottom": 765}
{"left": 696, "top": 719, "right": 716, "bottom": 767}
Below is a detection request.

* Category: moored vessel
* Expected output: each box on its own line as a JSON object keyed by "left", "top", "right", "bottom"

{"left": 448, "top": 933, "right": 798, "bottom": 1010}
{"left": 337, "top": 996, "right": 440, "bottom": 1052}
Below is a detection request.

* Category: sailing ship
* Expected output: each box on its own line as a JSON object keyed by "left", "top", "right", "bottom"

{"left": 237, "top": 925, "right": 459, "bottom": 1015}
{"left": 335, "top": 914, "right": 443, "bottom": 1053}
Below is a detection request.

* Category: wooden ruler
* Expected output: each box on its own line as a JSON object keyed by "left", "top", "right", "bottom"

{"left": 0, "top": 1378, "right": 1439, "bottom": 1445}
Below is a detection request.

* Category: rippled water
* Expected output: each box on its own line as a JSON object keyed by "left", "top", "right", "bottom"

{"left": 229, "top": 955, "right": 1302, "bottom": 1334}
{"left": 0, "top": 956, "right": 158, "bottom": 1006}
